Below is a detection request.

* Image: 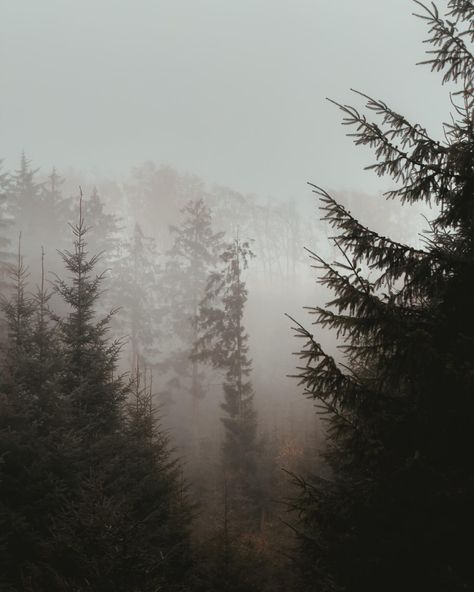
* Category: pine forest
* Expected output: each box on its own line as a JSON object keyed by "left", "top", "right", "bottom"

{"left": 1, "top": 1, "right": 473, "bottom": 590}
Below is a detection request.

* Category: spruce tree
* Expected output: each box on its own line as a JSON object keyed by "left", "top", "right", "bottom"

{"left": 1, "top": 192, "right": 193, "bottom": 591}
{"left": 120, "top": 366, "right": 193, "bottom": 591}
{"left": 196, "top": 239, "right": 264, "bottom": 527}
{"left": 45, "top": 193, "right": 128, "bottom": 587}
{"left": 54, "top": 193, "right": 125, "bottom": 436}
{"left": 49, "top": 194, "right": 191, "bottom": 592}
{"left": 0, "top": 241, "right": 65, "bottom": 591}
{"left": 38, "top": 168, "right": 69, "bottom": 260}
{"left": 50, "top": 367, "right": 192, "bottom": 592}
{"left": 9, "top": 154, "right": 44, "bottom": 266}
{"left": 82, "top": 186, "right": 122, "bottom": 271}
{"left": 0, "top": 238, "right": 36, "bottom": 386}
{"left": 0, "top": 160, "right": 12, "bottom": 297}
{"left": 112, "top": 223, "right": 161, "bottom": 368}
{"left": 161, "top": 199, "right": 224, "bottom": 444}
{"left": 289, "top": 2, "right": 474, "bottom": 590}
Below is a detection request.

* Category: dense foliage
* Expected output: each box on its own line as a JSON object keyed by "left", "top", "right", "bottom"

{"left": 290, "top": 1, "right": 474, "bottom": 590}
{"left": 2, "top": 2, "right": 469, "bottom": 590}
{"left": 0, "top": 198, "right": 191, "bottom": 591}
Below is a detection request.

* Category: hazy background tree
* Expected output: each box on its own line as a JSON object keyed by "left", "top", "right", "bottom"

{"left": 196, "top": 239, "right": 270, "bottom": 530}
{"left": 0, "top": 161, "right": 12, "bottom": 299}
{"left": 160, "top": 199, "right": 225, "bottom": 455}
{"left": 111, "top": 222, "right": 161, "bottom": 369}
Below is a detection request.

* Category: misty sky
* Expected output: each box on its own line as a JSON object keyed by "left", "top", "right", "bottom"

{"left": 2, "top": 0, "right": 450, "bottom": 200}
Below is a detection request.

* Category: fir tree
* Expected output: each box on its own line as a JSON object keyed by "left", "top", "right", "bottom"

{"left": 191, "top": 482, "right": 267, "bottom": 592}
{"left": 38, "top": 168, "right": 69, "bottom": 260}
{"left": 1, "top": 191, "right": 193, "bottom": 592}
{"left": 9, "top": 154, "right": 44, "bottom": 265}
{"left": 289, "top": 2, "right": 474, "bottom": 590}
{"left": 0, "top": 240, "right": 65, "bottom": 591}
{"left": 54, "top": 192, "right": 125, "bottom": 436}
{"left": 112, "top": 223, "right": 161, "bottom": 368}
{"left": 196, "top": 239, "right": 264, "bottom": 528}
{"left": 0, "top": 238, "right": 61, "bottom": 412}
{"left": 0, "top": 160, "right": 12, "bottom": 297}
{"left": 120, "top": 366, "right": 193, "bottom": 591}
{"left": 161, "top": 199, "right": 224, "bottom": 445}
{"left": 61, "top": 185, "right": 122, "bottom": 282}
{"left": 51, "top": 368, "right": 192, "bottom": 592}
{"left": 49, "top": 194, "right": 191, "bottom": 592}
{"left": 82, "top": 186, "right": 122, "bottom": 271}
{"left": 1, "top": 238, "right": 36, "bottom": 387}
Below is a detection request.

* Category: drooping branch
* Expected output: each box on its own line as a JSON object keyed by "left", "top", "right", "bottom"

{"left": 414, "top": 0, "right": 474, "bottom": 85}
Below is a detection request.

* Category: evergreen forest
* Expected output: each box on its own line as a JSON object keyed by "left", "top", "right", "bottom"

{"left": 1, "top": 1, "right": 473, "bottom": 590}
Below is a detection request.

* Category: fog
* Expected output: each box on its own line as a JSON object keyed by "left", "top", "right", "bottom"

{"left": 0, "top": 1, "right": 462, "bottom": 590}
{"left": 2, "top": 0, "right": 446, "bottom": 197}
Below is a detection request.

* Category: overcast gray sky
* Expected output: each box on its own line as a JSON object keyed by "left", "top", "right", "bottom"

{"left": 1, "top": 0, "right": 450, "bottom": 199}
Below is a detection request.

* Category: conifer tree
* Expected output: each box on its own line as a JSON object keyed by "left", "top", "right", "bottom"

{"left": 161, "top": 199, "right": 224, "bottom": 442}
{"left": 0, "top": 241, "right": 65, "bottom": 591}
{"left": 192, "top": 482, "right": 267, "bottom": 592}
{"left": 0, "top": 239, "right": 61, "bottom": 410}
{"left": 120, "top": 366, "right": 193, "bottom": 591}
{"left": 1, "top": 191, "right": 193, "bottom": 592}
{"left": 1, "top": 238, "right": 36, "bottom": 386}
{"left": 0, "top": 160, "right": 12, "bottom": 297}
{"left": 49, "top": 194, "right": 191, "bottom": 592}
{"left": 82, "top": 186, "right": 122, "bottom": 270}
{"left": 9, "top": 154, "right": 44, "bottom": 264}
{"left": 290, "top": 2, "right": 474, "bottom": 590}
{"left": 196, "top": 239, "right": 264, "bottom": 527}
{"left": 40, "top": 196, "right": 128, "bottom": 585}
{"left": 38, "top": 168, "right": 69, "bottom": 259}
{"left": 10, "top": 154, "right": 42, "bottom": 221}
{"left": 50, "top": 366, "right": 192, "bottom": 592}
{"left": 54, "top": 193, "right": 125, "bottom": 436}
{"left": 112, "top": 223, "right": 161, "bottom": 368}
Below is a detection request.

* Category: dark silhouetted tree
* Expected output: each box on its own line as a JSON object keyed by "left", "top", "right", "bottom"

{"left": 0, "top": 240, "right": 66, "bottom": 591}
{"left": 48, "top": 195, "right": 191, "bottom": 592}
{"left": 289, "top": 2, "right": 474, "bottom": 591}
{"left": 54, "top": 195, "right": 125, "bottom": 437}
